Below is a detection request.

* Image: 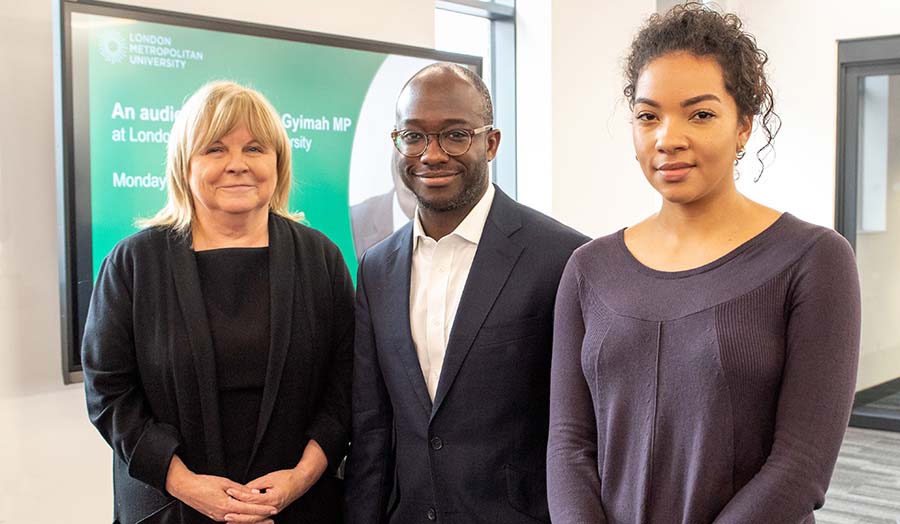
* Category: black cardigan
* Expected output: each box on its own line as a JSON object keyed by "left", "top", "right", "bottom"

{"left": 82, "top": 214, "right": 354, "bottom": 524}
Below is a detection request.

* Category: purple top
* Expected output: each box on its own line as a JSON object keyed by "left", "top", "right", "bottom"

{"left": 548, "top": 214, "right": 861, "bottom": 524}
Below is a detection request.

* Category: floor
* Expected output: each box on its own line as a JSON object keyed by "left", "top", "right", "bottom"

{"left": 817, "top": 427, "right": 900, "bottom": 523}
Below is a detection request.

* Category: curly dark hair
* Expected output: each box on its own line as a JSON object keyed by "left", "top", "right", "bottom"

{"left": 623, "top": 2, "right": 781, "bottom": 179}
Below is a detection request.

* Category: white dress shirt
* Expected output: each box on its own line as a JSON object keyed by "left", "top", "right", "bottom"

{"left": 409, "top": 183, "right": 495, "bottom": 400}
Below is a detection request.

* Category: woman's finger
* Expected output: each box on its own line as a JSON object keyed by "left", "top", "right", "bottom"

{"left": 239, "top": 489, "right": 280, "bottom": 508}
{"left": 224, "top": 498, "right": 277, "bottom": 517}
{"left": 226, "top": 487, "right": 262, "bottom": 502}
{"left": 223, "top": 512, "right": 275, "bottom": 523}
{"left": 220, "top": 478, "right": 255, "bottom": 492}
{"left": 245, "top": 475, "right": 275, "bottom": 491}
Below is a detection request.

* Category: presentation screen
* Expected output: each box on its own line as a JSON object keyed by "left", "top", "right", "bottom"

{"left": 58, "top": 0, "right": 481, "bottom": 378}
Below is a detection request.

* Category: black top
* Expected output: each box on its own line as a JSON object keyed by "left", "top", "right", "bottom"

{"left": 195, "top": 247, "right": 270, "bottom": 482}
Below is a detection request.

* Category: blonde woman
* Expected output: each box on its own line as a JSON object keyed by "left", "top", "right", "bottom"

{"left": 83, "top": 81, "right": 353, "bottom": 524}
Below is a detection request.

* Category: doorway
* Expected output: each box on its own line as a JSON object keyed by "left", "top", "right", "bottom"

{"left": 836, "top": 35, "right": 900, "bottom": 432}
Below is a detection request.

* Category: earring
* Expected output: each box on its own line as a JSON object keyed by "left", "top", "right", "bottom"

{"left": 734, "top": 147, "right": 746, "bottom": 166}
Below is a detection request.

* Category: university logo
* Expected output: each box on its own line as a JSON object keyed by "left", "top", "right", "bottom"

{"left": 99, "top": 31, "right": 127, "bottom": 64}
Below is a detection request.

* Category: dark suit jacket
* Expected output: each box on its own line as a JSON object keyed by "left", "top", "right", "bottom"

{"left": 82, "top": 214, "right": 354, "bottom": 524}
{"left": 350, "top": 190, "right": 396, "bottom": 261}
{"left": 344, "top": 187, "right": 589, "bottom": 524}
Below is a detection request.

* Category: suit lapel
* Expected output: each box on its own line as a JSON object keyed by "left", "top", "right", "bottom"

{"left": 167, "top": 231, "right": 226, "bottom": 475}
{"left": 244, "top": 214, "right": 300, "bottom": 475}
{"left": 431, "top": 189, "right": 524, "bottom": 418}
{"left": 387, "top": 223, "right": 433, "bottom": 415}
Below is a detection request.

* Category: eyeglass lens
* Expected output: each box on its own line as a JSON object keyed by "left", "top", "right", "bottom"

{"left": 395, "top": 129, "right": 472, "bottom": 157}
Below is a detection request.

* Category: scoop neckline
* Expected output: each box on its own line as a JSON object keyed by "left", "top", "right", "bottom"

{"left": 616, "top": 212, "right": 790, "bottom": 280}
{"left": 193, "top": 246, "right": 270, "bottom": 255}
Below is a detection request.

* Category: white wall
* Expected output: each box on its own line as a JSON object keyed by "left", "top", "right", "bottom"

{"left": 515, "top": 0, "right": 553, "bottom": 215}
{"left": 729, "top": 0, "right": 900, "bottom": 227}
{"left": 547, "top": 0, "right": 900, "bottom": 236}
{"left": 0, "top": 1, "right": 433, "bottom": 522}
{"left": 0, "top": 3, "right": 106, "bottom": 522}
{"left": 550, "top": 0, "right": 659, "bottom": 238}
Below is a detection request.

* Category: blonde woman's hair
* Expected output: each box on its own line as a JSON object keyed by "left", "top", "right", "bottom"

{"left": 139, "top": 80, "right": 298, "bottom": 232}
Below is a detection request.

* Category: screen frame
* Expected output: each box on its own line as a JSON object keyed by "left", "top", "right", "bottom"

{"left": 55, "top": 0, "right": 482, "bottom": 383}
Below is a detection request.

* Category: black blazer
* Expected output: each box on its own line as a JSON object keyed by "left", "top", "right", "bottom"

{"left": 82, "top": 214, "right": 354, "bottom": 524}
{"left": 344, "top": 187, "right": 589, "bottom": 524}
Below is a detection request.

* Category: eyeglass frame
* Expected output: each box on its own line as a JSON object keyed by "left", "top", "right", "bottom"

{"left": 390, "top": 125, "right": 495, "bottom": 158}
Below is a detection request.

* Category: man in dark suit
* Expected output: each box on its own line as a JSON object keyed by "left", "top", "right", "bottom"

{"left": 344, "top": 63, "right": 589, "bottom": 524}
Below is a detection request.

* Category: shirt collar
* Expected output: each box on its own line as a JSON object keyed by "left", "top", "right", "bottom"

{"left": 413, "top": 183, "right": 496, "bottom": 248}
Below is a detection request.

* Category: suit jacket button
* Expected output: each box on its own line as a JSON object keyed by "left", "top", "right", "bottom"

{"left": 430, "top": 437, "right": 443, "bottom": 450}
{"left": 427, "top": 507, "right": 437, "bottom": 520}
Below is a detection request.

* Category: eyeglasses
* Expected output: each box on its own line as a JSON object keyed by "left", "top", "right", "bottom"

{"left": 391, "top": 125, "right": 494, "bottom": 158}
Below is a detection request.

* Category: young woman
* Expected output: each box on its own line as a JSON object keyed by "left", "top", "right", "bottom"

{"left": 547, "top": 4, "right": 860, "bottom": 523}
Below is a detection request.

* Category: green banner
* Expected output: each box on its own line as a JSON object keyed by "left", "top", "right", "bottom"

{"left": 82, "top": 13, "right": 389, "bottom": 279}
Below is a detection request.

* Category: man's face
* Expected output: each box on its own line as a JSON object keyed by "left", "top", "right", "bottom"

{"left": 393, "top": 73, "right": 500, "bottom": 213}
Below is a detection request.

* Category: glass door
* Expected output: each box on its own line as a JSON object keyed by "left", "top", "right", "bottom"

{"left": 836, "top": 36, "right": 900, "bottom": 432}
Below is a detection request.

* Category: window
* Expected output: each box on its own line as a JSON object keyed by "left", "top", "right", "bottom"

{"left": 435, "top": 1, "right": 517, "bottom": 197}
